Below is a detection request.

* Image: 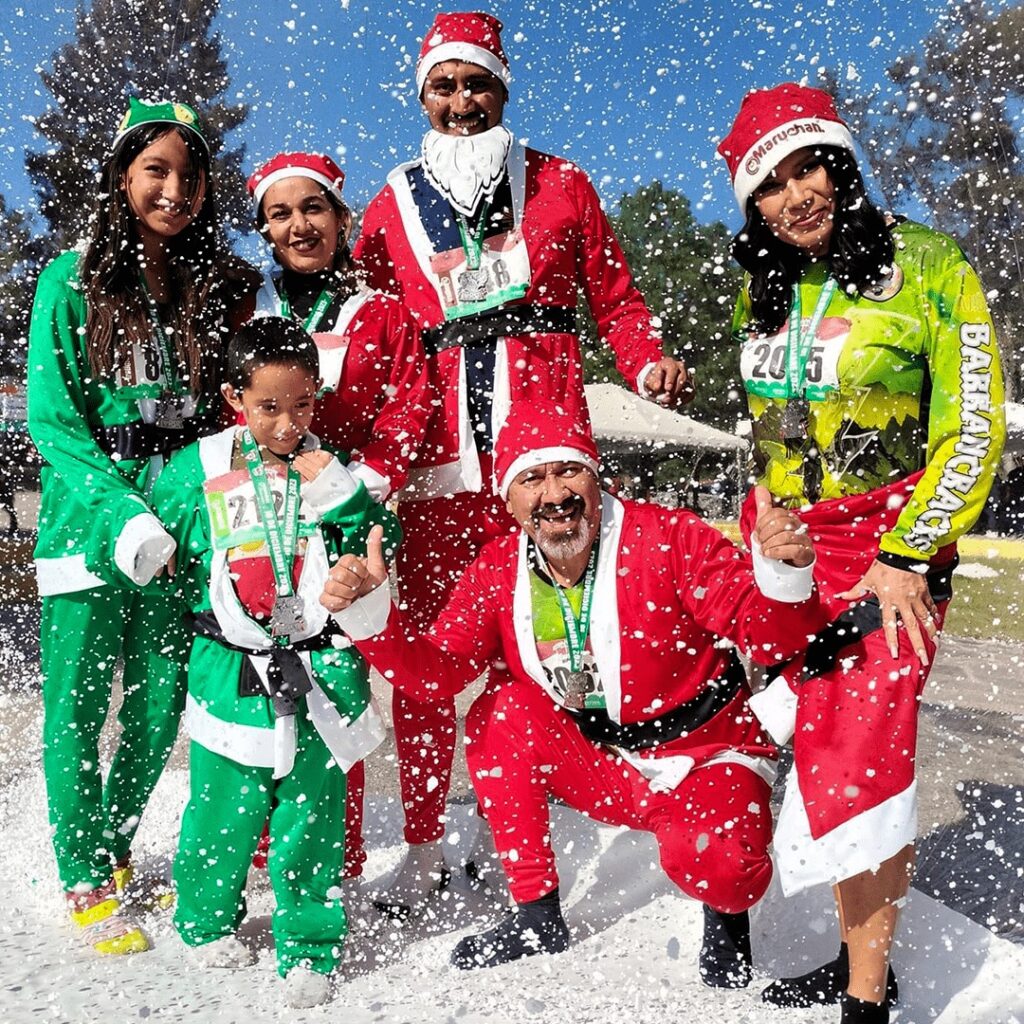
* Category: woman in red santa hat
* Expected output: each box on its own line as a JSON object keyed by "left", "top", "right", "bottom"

{"left": 717, "top": 83, "right": 1005, "bottom": 1024}
{"left": 352, "top": 9, "right": 693, "bottom": 916}
{"left": 244, "top": 152, "right": 432, "bottom": 879}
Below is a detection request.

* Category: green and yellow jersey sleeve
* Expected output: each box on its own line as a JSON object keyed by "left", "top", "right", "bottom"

{"left": 734, "top": 222, "right": 1005, "bottom": 560}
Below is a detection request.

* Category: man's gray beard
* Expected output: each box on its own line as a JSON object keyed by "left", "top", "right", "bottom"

{"left": 535, "top": 524, "right": 594, "bottom": 562}
{"left": 420, "top": 124, "right": 513, "bottom": 218}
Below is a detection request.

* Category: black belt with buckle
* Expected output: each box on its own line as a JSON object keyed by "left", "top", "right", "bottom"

{"left": 422, "top": 303, "right": 577, "bottom": 354}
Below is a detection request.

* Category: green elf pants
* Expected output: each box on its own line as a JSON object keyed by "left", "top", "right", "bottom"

{"left": 174, "top": 706, "right": 348, "bottom": 977}
{"left": 40, "top": 586, "right": 188, "bottom": 892}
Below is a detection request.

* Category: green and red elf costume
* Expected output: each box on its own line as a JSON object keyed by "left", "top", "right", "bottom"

{"left": 717, "top": 84, "right": 1006, "bottom": 895}
{"left": 151, "top": 425, "right": 399, "bottom": 976}
{"left": 27, "top": 100, "right": 227, "bottom": 950}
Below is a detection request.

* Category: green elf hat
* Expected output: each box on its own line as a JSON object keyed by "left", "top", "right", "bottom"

{"left": 111, "top": 97, "right": 209, "bottom": 153}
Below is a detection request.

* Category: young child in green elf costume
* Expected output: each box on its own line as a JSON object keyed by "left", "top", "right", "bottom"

{"left": 151, "top": 317, "right": 400, "bottom": 1009}
{"left": 27, "top": 97, "right": 254, "bottom": 956}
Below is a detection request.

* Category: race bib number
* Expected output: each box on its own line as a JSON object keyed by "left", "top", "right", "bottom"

{"left": 740, "top": 316, "right": 851, "bottom": 401}
{"left": 430, "top": 228, "right": 531, "bottom": 322}
{"left": 117, "top": 338, "right": 168, "bottom": 399}
{"left": 203, "top": 468, "right": 316, "bottom": 552}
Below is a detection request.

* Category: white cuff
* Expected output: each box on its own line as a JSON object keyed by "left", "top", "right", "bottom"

{"left": 301, "top": 457, "right": 361, "bottom": 515}
{"left": 751, "top": 538, "right": 815, "bottom": 603}
{"left": 636, "top": 360, "right": 659, "bottom": 398}
{"left": 347, "top": 460, "right": 392, "bottom": 503}
{"left": 748, "top": 673, "right": 798, "bottom": 745}
{"left": 114, "top": 512, "right": 176, "bottom": 586}
{"left": 332, "top": 582, "right": 392, "bottom": 641}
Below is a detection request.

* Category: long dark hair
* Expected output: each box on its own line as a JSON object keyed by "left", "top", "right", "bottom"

{"left": 80, "top": 123, "right": 233, "bottom": 397}
{"left": 256, "top": 185, "right": 360, "bottom": 297}
{"left": 731, "top": 146, "right": 894, "bottom": 334}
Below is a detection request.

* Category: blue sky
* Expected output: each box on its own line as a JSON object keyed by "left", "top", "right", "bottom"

{"left": 1, "top": 0, "right": 951, "bottom": 240}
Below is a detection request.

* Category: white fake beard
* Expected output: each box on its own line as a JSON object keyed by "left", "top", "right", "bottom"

{"left": 420, "top": 124, "right": 513, "bottom": 218}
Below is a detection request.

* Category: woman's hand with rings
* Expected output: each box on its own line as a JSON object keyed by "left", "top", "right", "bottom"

{"left": 838, "top": 558, "right": 940, "bottom": 664}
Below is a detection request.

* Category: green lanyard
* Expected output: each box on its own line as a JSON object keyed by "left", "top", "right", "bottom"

{"left": 537, "top": 541, "right": 599, "bottom": 673}
{"left": 240, "top": 429, "right": 301, "bottom": 600}
{"left": 138, "top": 275, "right": 180, "bottom": 390}
{"left": 786, "top": 276, "right": 837, "bottom": 397}
{"left": 456, "top": 199, "right": 492, "bottom": 271}
{"left": 279, "top": 286, "right": 336, "bottom": 332}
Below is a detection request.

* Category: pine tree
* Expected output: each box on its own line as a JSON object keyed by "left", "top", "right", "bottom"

{"left": 27, "top": 0, "right": 249, "bottom": 256}
{"left": 0, "top": 195, "right": 37, "bottom": 380}
{"left": 579, "top": 181, "right": 744, "bottom": 431}
{"left": 834, "top": 0, "right": 1024, "bottom": 395}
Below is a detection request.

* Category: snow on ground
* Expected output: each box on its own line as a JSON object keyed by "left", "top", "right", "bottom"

{"left": 1, "top": 742, "right": 1022, "bottom": 1024}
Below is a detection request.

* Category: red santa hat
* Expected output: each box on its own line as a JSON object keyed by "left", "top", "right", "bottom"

{"left": 247, "top": 152, "right": 346, "bottom": 212}
{"left": 416, "top": 11, "right": 511, "bottom": 96}
{"left": 494, "top": 399, "right": 600, "bottom": 500}
{"left": 717, "top": 83, "right": 855, "bottom": 212}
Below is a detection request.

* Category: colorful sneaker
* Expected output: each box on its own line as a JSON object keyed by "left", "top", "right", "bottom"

{"left": 113, "top": 857, "right": 175, "bottom": 911}
{"left": 68, "top": 882, "right": 149, "bottom": 956}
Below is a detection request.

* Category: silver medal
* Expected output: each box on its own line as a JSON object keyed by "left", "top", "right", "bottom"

{"left": 457, "top": 267, "right": 491, "bottom": 303}
{"left": 155, "top": 393, "right": 185, "bottom": 430}
{"left": 564, "top": 669, "right": 590, "bottom": 711}
{"left": 270, "top": 594, "right": 307, "bottom": 640}
{"left": 780, "top": 397, "right": 810, "bottom": 441}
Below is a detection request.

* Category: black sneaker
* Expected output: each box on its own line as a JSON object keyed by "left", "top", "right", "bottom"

{"left": 698, "top": 906, "right": 752, "bottom": 989}
{"left": 762, "top": 944, "right": 898, "bottom": 1008}
{"left": 450, "top": 890, "right": 569, "bottom": 970}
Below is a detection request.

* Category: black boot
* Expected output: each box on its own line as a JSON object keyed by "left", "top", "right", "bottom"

{"left": 450, "top": 888, "right": 570, "bottom": 970}
{"left": 840, "top": 992, "right": 889, "bottom": 1024}
{"left": 698, "top": 905, "right": 752, "bottom": 989}
{"left": 762, "top": 944, "right": 898, "bottom": 1008}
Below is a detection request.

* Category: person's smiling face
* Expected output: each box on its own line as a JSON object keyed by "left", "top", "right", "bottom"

{"left": 121, "top": 130, "right": 206, "bottom": 243}
{"left": 223, "top": 362, "right": 320, "bottom": 457}
{"left": 260, "top": 177, "right": 347, "bottom": 274}
{"left": 753, "top": 146, "right": 836, "bottom": 257}
{"left": 421, "top": 60, "right": 506, "bottom": 136}
{"left": 507, "top": 462, "right": 602, "bottom": 562}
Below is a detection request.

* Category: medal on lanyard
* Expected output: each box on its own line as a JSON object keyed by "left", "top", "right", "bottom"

{"left": 279, "top": 286, "right": 336, "bottom": 333}
{"left": 537, "top": 541, "right": 599, "bottom": 710}
{"left": 780, "top": 276, "right": 837, "bottom": 440}
{"left": 240, "top": 429, "right": 306, "bottom": 641}
{"left": 139, "top": 276, "right": 185, "bottom": 428}
{"left": 456, "top": 199, "right": 492, "bottom": 303}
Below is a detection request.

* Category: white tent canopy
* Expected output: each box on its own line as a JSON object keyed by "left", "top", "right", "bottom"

{"left": 584, "top": 382, "right": 747, "bottom": 453}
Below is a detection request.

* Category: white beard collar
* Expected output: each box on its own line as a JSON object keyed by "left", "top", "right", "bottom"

{"left": 420, "top": 124, "right": 514, "bottom": 218}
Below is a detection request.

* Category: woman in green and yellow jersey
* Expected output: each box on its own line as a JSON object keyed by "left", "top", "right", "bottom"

{"left": 718, "top": 84, "right": 1004, "bottom": 1024}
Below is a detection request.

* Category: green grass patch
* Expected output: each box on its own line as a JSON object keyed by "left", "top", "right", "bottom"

{"left": 945, "top": 554, "right": 1024, "bottom": 644}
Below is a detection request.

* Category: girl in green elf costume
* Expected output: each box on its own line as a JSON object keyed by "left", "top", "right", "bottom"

{"left": 27, "top": 97, "right": 254, "bottom": 955}
{"left": 151, "top": 318, "right": 399, "bottom": 1008}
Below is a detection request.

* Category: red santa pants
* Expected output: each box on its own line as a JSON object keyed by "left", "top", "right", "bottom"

{"left": 465, "top": 678, "right": 774, "bottom": 912}
{"left": 343, "top": 458, "right": 516, "bottom": 864}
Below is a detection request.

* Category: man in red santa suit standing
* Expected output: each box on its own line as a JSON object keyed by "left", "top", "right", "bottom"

{"left": 351, "top": 10, "right": 693, "bottom": 913}
{"left": 322, "top": 399, "right": 830, "bottom": 981}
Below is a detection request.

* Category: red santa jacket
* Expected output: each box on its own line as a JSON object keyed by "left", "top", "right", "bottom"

{"left": 353, "top": 143, "right": 663, "bottom": 500}
{"left": 358, "top": 495, "right": 830, "bottom": 768}
{"left": 254, "top": 275, "right": 431, "bottom": 501}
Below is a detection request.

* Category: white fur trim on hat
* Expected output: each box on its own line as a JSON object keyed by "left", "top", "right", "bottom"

{"left": 417, "top": 42, "right": 511, "bottom": 95}
{"left": 252, "top": 167, "right": 344, "bottom": 212}
{"left": 730, "top": 117, "right": 854, "bottom": 212}
{"left": 498, "top": 446, "right": 599, "bottom": 500}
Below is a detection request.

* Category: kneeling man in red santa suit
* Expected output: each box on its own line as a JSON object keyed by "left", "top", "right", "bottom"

{"left": 321, "top": 400, "right": 827, "bottom": 983}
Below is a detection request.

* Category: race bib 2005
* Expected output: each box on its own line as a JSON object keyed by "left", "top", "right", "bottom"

{"left": 740, "top": 315, "right": 851, "bottom": 401}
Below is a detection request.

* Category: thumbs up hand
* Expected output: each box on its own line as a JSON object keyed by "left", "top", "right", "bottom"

{"left": 321, "top": 524, "right": 390, "bottom": 612}
{"left": 751, "top": 486, "right": 813, "bottom": 568}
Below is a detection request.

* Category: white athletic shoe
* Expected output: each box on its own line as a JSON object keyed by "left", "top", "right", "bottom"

{"left": 372, "top": 839, "right": 451, "bottom": 920}
{"left": 188, "top": 934, "right": 256, "bottom": 969}
{"left": 283, "top": 966, "right": 332, "bottom": 1008}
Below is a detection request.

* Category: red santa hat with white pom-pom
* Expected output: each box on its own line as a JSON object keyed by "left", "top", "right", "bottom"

{"left": 416, "top": 11, "right": 511, "bottom": 96}
{"left": 247, "top": 152, "right": 346, "bottom": 213}
{"left": 494, "top": 399, "right": 600, "bottom": 500}
{"left": 717, "top": 82, "right": 855, "bottom": 213}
